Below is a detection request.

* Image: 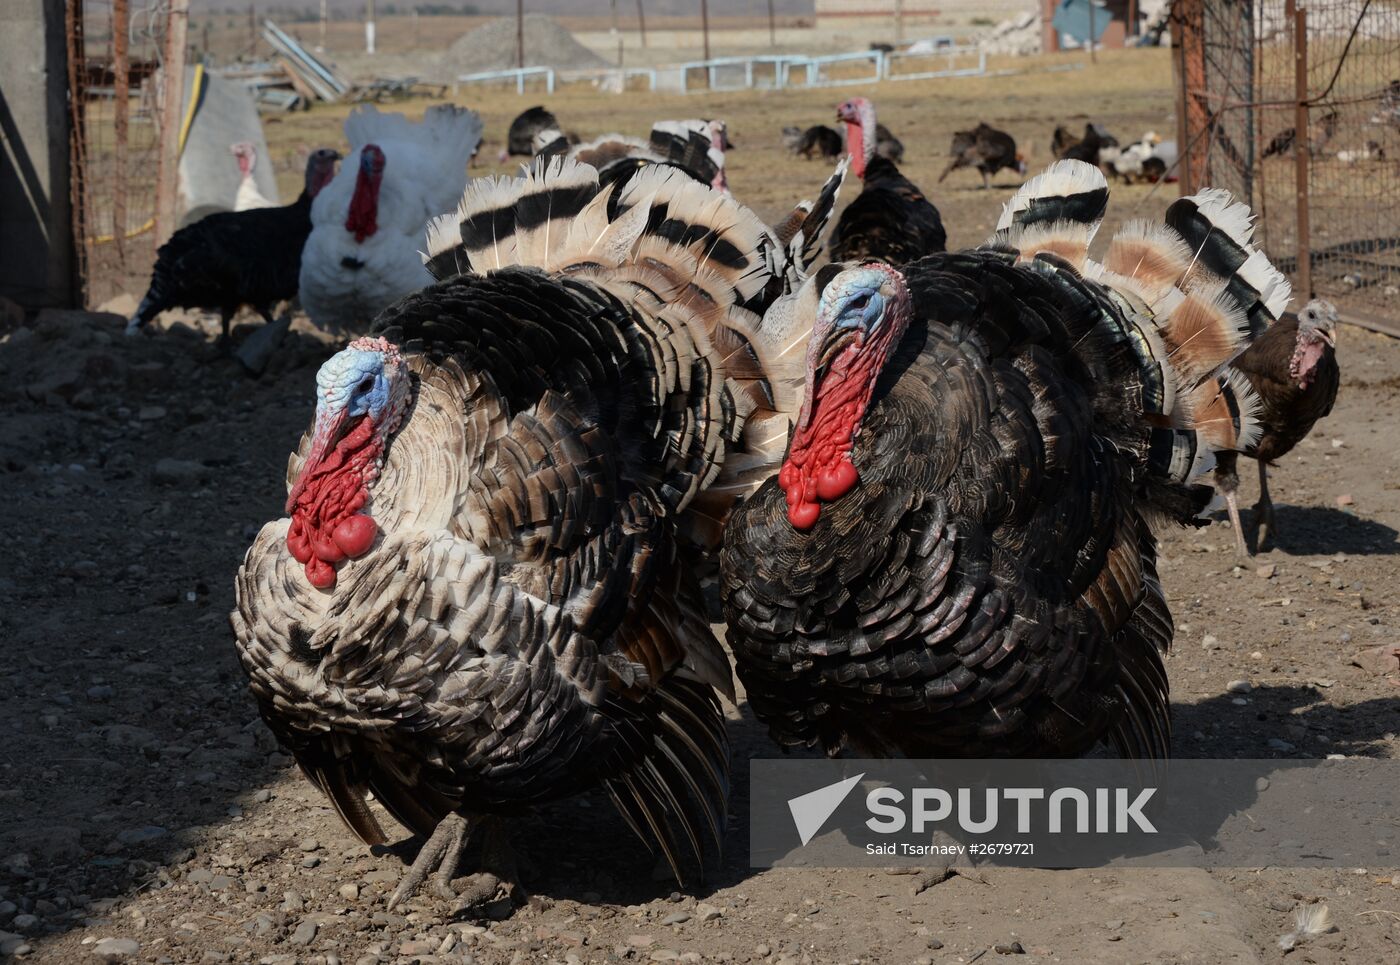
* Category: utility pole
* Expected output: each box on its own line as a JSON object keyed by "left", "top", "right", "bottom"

{"left": 155, "top": 0, "right": 191, "bottom": 247}
{"left": 895, "top": 0, "right": 904, "bottom": 45}
{"left": 700, "top": 0, "right": 710, "bottom": 61}
{"left": 636, "top": 0, "right": 647, "bottom": 48}
{"left": 366, "top": 0, "right": 376, "bottom": 55}
{"left": 611, "top": 0, "right": 622, "bottom": 68}
{"left": 517, "top": 0, "right": 525, "bottom": 69}
{"left": 318, "top": 0, "right": 327, "bottom": 52}
{"left": 1088, "top": 0, "right": 1096, "bottom": 64}
{"left": 767, "top": 0, "right": 775, "bottom": 47}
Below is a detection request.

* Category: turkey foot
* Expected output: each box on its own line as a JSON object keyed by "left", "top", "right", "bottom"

{"left": 452, "top": 817, "right": 526, "bottom": 920}
{"left": 387, "top": 812, "right": 471, "bottom": 910}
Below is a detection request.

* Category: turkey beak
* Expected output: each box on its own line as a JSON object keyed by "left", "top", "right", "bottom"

{"left": 1321, "top": 326, "right": 1337, "bottom": 347}
{"left": 286, "top": 407, "right": 352, "bottom": 513}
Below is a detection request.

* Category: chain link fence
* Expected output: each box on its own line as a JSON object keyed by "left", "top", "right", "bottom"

{"left": 1176, "top": 0, "right": 1400, "bottom": 321}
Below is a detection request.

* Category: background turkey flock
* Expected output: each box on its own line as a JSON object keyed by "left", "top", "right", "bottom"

{"left": 121, "top": 94, "right": 1343, "bottom": 914}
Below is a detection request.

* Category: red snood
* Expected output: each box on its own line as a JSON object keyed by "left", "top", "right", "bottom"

{"left": 345, "top": 170, "right": 381, "bottom": 243}
{"left": 286, "top": 418, "right": 383, "bottom": 589}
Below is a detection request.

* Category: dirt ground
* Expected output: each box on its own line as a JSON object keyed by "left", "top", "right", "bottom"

{"left": 6, "top": 51, "right": 1400, "bottom": 965}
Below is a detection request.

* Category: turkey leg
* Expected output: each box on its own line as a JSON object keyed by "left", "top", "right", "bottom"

{"left": 387, "top": 812, "right": 471, "bottom": 909}
{"left": 452, "top": 816, "right": 526, "bottom": 916}
{"left": 1215, "top": 452, "right": 1251, "bottom": 558}
{"left": 1254, "top": 461, "right": 1277, "bottom": 551}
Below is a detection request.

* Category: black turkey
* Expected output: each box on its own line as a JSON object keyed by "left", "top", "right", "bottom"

{"left": 125, "top": 149, "right": 341, "bottom": 340}
{"left": 722, "top": 161, "right": 1290, "bottom": 762}
{"left": 828, "top": 97, "right": 946, "bottom": 265}
{"left": 938, "top": 122, "right": 1026, "bottom": 189}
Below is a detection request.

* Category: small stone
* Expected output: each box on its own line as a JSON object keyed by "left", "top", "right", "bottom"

{"left": 1201, "top": 634, "right": 1221, "bottom": 650}
{"left": 755, "top": 944, "right": 772, "bottom": 958}
{"left": 209, "top": 875, "right": 236, "bottom": 891}
{"left": 661, "top": 912, "right": 691, "bottom": 926}
{"left": 86, "top": 685, "right": 115, "bottom": 701}
{"left": 338, "top": 883, "right": 359, "bottom": 901}
{"left": 288, "top": 920, "right": 317, "bottom": 946}
{"left": 1336, "top": 494, "right": 1355, "bottom": 507}
{"left": 651, "top": 951, "right": 680, "bottom": 962}
{"left": 187, "top": 869, "right": 214, "bottom": 885}
{"left": 556, "top": 929, "right": 586, "bottom": 947}
{"left": 1105, "top": 920, "right": 1124, "bottom": 930}
{"left": 300, "top": 856, "right": 321, "bottom": 869}
{"left": 1268, "top": 738, "right": 1297, "bottom": 752}
{"left": 926, "top": 937, "right": 945, "bottom": 949}
{"left": 252, "top": 789, "right": 272, "bottom": 804}
{"left": 1256, "top": 564, "right": 1277, "bottom": 579}
{"left": 696, "top": 903, "right": 723, "bottom": 922}
{"left": 116, "top": 826, "right": 168, "bottom": 846}
{"left": 1256, "top": 776, "right": 1271, "bottom": 792}
{"left": 92, "top": 937, "right": 141, "bottom": 960}
{"left": 628, "top": 934, "right": 657, "bottom": 949}
{"left": 1225, "top": 679, "right": 1252, "bottom": 694}
{"left": 152, "top": 458, "right": 211, "bottom": 485}
{"left": 137, "top": 405, "right": 167, "bottom": 421}
{"left": 398, "top": 939, "right": 435, "bottom": 955}
{"left": 994, "top": 941, "right": 1025, "bottom": 954}
{"left": 280, "top": 891, "right": 304, "bottom": 912}
{"left": 298, "top": 837, "right": 321, "bottom": 852}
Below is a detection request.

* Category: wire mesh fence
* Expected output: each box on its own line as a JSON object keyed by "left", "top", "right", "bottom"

{"left": 68, "top": 0, "right": 172, "bottom": 306}
{"left": 1176, "top": 0, "right": 1400, "bottom": 318}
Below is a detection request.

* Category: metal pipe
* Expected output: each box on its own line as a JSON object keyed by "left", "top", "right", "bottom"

{"left": 701, "top": 0, "right": 710, "bottom": 62}
{"left": 517, "top": 0, "right": 524, "bottom": 70}
{"left": 112, "top": 0, "right": 130, "bottom": 264}
{"left": 1289, "top": 0, "right": 1312, "bottom": 299}
{"left": 155, "top": 0, "right": 190, "bottom": 247}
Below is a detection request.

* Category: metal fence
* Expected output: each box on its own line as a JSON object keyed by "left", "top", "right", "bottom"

{"left": 1175, "top": 0, "right": 1400, "bottom": 318}
{"left": 68, "top": 0, "right": 176, "bottom": 307}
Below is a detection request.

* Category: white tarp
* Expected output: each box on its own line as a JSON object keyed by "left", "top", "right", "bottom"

{"left": 176, "top": 68, "right": 278, "bottom": 228}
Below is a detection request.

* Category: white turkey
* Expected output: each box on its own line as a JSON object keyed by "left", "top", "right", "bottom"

{"left": 722, "top": 161, "right": 1290, "bottom": 763}
{"left": 298, "top": 104, "right": 483, "bottom": 332}
{"left": 232, "top": 156, "right": 846, "bottom": 910}
{"left": 231, "top": 142, "right": 275, "bottom": 211}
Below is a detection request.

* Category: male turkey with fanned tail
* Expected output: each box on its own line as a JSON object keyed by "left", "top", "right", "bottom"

{"left": 232, "top": 156, "right": 847, "bottom": 912}
{"left": 722, "top": 160, "right": 1290, "bottom": 766}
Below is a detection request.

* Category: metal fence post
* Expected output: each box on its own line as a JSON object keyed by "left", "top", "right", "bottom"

{"left": 154, "top": 0, "right": 190, "bottom": 247}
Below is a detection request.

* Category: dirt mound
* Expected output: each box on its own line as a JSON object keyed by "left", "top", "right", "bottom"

{"left": 442, "top": 14, "right": 609, "bottom": 75}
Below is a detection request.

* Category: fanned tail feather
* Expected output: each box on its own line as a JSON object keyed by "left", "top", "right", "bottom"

{"left": 992, "top": 159, "right": 1109, "bottom": 268}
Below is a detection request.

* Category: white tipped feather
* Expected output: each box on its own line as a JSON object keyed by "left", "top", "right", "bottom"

{"left": 1239, "top": 248, "right": 1293, "bottom": 317}
{"left": 1183, "top": 187, "right": 1256, "bottom": 247}
{"left": 422, "top": 211, "right": 462, "bottom": 264}
{"left": 997, "top": 159, "right": 1108, "bottom": 231}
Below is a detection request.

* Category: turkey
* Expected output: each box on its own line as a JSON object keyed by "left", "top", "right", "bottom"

{"left": 232, "top": 156, "right": 847, "bottom": 910}
{"left": 232, "top": 142, "right": 275, "bottom": 211}
{"left": 1053, "top": 122, "right": 1119, "bottom": 163}
{"left": 874, "top": 122, "right": 904, "bottom": 163}
{"left": 501, "top": 105, "right": 574, "bottom": 161}
{"left": 125, "top": 148, "right": 341, "bottom": 340}
{"left": 1216, "top": 299, "right": 1339, "bottom": 557}
{"left": 784, "top": 124, "right": 844, "bottom": 161}
{"left": 298, "top": 104, "right": 483, "bottom": 332}
{"left": 828, "top": 97, "right": 946, "bottom": 264}
{"left": 721, "top": 161, "right": 1290, "bottom": 763}
{"left": 536, "top": 119, "right": 729, "bottom": 196}
{"left": 937, "top": 122, "right": 1026, "bottom": 189}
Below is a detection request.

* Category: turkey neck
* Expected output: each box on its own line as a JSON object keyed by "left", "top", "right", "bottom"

{"left": 845, "top": 105, "right": 877, "bottom": 179}
{"left": 1289, "top": 330, "right": 1331, "bottom": 389}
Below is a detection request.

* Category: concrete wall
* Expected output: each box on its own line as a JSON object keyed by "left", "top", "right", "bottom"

{"left": 0, "top": 0, "right": 77, "bottom": 309}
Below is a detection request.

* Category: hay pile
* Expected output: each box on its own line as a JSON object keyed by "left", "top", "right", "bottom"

{"left": 442, "top": 15, "right": 610, "bottom": 74}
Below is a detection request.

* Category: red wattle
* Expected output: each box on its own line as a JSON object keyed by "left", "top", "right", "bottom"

{"left": 312, "top": 534, "right": 346, "bottom": 564}
{"left": 788, "top": 501, "right": 820, "bottom": 530}
{"left": 305, "top": 556, "right": 336, "bottom": 589}
{"left": 815, "top": 460, "right": 858, "bottom": 501}
{"left": 332, "top": 514, "right": 378, "bottom": 558}
{"left": 287, "top": 520, "right": 313, "bottom": 564}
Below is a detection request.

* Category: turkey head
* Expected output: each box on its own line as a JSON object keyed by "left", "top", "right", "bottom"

{"left": 285, "top": 336, "right": 411, "bottom": 588}
{"left": 778, "top": 263, "right": 912, "bottom": 530}
{"left": 1290, "top": 298, "right": 1338, "bottom": 390}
